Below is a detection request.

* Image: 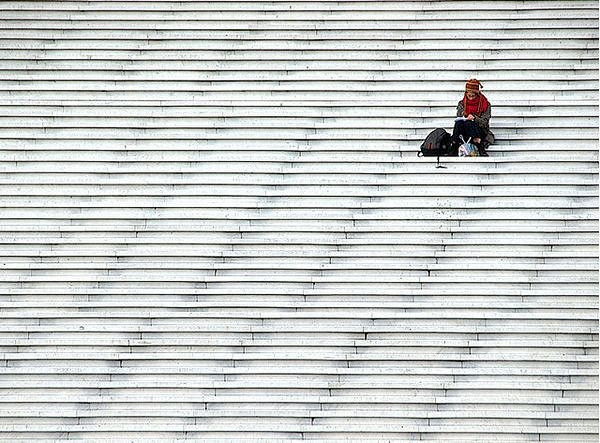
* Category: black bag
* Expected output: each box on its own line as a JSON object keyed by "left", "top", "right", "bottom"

{"left": 418, "top": 128, "right": 453, "bottom": 157}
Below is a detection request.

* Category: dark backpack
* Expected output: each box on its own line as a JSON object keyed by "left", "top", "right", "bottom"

{"left": 418, "top": 128, "right": 454, "bottom": 157}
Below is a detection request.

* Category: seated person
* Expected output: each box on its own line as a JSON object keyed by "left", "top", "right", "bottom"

{"left": 452, "top": 79, "right": 495, "bottom": 157}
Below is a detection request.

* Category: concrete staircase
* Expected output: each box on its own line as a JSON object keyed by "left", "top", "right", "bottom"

{"left": 0, "top": 0, "right": 598, "bottom": 440}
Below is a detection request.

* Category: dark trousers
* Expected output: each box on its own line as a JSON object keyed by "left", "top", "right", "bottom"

{"left": 452, "top": 119, "right": 483, "bottom": 146}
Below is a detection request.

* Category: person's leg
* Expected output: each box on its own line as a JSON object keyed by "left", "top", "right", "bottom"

{"left": 462, "top": 121, "right": 489, "bottom": 156}
{"left": 462, "top": 121, "right": 482, "bottom": 142}
{"left": 451, "top": 120, "right": 467, "bottom": 147}
{"left": 453, "top": 120, "right": 488, "bottom": 156}
{"left": 453, "top": 120, "right": 480, "bottom": 143}
{"left": 464, "top": 121, "right": 489, "bottom": 156}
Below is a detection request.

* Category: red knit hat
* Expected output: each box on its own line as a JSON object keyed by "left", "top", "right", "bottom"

{"left": 465, "top": 79, "right": 482, "bottom": 93}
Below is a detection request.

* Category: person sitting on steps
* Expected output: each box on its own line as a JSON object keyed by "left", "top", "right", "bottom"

{"left": 452, "top": 78, "right": 495, "bottom": 157}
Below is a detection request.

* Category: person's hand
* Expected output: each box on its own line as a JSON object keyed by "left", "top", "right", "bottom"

{"left": 467, "top": 114, "right": 475, "bottom": 120}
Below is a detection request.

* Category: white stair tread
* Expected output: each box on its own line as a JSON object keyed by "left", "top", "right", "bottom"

{"left": 0, "top": 0, "right": 597, "bottom": 437}
{"left": 0, "top": 380, "right": 595, "bottom": 391}
{"left": 0, "top": 394, "right": 595, "bottom": 405}
{"left": 0, "top": 337, "right": 596, "bottom": 346}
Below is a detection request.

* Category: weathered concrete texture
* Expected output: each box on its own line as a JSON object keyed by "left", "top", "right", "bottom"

{"left": 0, "top": 0, "right": 598, "bottom": 440}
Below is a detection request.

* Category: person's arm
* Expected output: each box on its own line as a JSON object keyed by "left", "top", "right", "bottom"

{"left": 473, "top": 105, "right": 491, "bottom": 133}
{"left": 456, "top": 101, "right": 464, "bottom": 117}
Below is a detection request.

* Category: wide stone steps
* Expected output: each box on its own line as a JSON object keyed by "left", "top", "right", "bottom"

{"left": 1, "top": 0, "right": 597, "bottom": 439}
{"left": 0, "top": 426, "right": 593, "bottom": 440}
